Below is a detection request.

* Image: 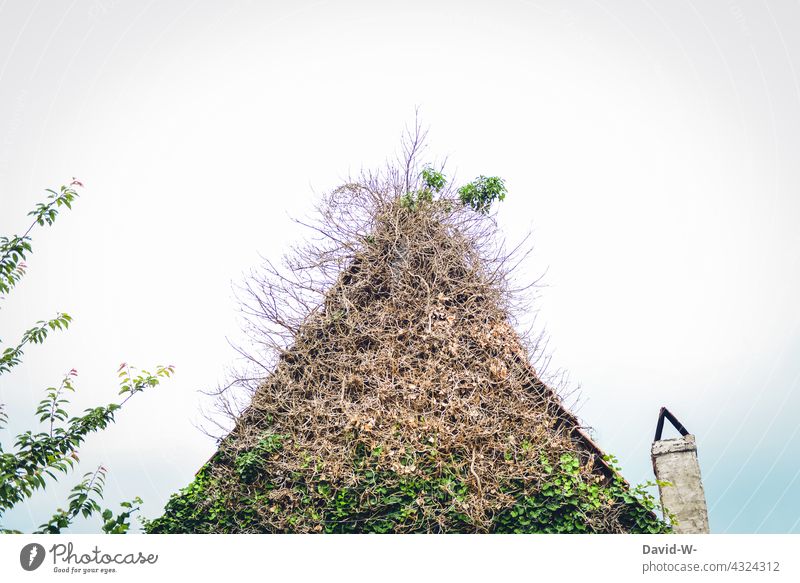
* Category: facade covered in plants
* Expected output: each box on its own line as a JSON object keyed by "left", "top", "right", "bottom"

{"left": 146, "top": 147, "right": 668, "bottom": 534}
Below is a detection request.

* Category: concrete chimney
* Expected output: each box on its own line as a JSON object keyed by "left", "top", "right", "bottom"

{"left": 651, "top": 410, "right": 710, "bottom": 533}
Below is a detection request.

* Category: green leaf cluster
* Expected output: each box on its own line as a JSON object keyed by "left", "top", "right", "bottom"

{"left": 0, "top": 181, "right": 80, "bottom": 297}
{"left": 400, "top": 167, "right": 447, "bottom": 211}
{"left": 235, "top": 434, "right": 286, "bottom": 484}
{"left": 421, "top": 167, "right": 446, "bottom": 192}
{"left": 458, "top": 175, "right": 507, "bottom": 214}
{"left": 34, "top": 466, "right": 142, "bottom": 534}
{"left": 494, "top": 453, "right": 670, "bottom": 534}
{"left": 143, "top": 461, "right": 265, "bottom": 534}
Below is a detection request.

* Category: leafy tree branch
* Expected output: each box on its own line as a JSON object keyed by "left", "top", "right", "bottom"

{"left": 0, "top": 181, "right": 81, "bottom": 298}
{"left": 0, "top": 182, "right": 173, "bottom": 533}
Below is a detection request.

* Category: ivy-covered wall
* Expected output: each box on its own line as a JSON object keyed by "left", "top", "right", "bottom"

{"left": 145, "top": 437, "right": 669, "bottom": 534}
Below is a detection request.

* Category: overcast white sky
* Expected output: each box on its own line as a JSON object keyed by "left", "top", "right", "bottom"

{"left": 1, "top": 0, "right": 799, "bottom": 533}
